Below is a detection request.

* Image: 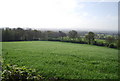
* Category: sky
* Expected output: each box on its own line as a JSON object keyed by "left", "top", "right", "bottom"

{"left": 0, "top": 0, "right": 119, "bottom": 31}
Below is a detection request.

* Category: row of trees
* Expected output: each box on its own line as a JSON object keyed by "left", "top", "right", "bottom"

{"left": 2, "top": 28, "right": 95, "bottom": 43}
{"left": 2, "top": 28, "right": 118, "bottom": 48}
{"left": 2, "top": 28, "right": 66, "bottom": 41}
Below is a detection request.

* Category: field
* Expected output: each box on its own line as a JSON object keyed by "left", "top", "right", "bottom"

{"left": 2, "top": 41, "right": 118, "bottom": 79}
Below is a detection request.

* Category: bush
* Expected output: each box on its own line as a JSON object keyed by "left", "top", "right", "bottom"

{"left": 109, "top": 43, "right": 117, "bottom": 48}
{"left": 93, "top": 41, "right": 105, "bottom": 46}
{"left": 2, "top": 64, "right": 44, "bottom": 81}
{"left": 48, "top": 38, "right": 61, "bottom": 41}
{"left": 46, "top": 37, "right": 118, "bottom": 49}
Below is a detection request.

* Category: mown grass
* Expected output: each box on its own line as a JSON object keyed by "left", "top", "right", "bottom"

{"left": 2, "top": 41, "right": 118, "bottom": 79}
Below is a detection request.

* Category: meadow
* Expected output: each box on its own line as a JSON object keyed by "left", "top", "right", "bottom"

{"left": 2, "top": 41, "right": 118, "bottom": 79}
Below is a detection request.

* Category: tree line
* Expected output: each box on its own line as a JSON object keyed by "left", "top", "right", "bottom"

{"left": 2, "top": 28, "right": 63, "bottom": 41}
{"left": 2, "top": 28, "right": 119, "bottom": 48}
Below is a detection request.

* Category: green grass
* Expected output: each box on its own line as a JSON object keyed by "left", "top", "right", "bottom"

{"left": 2, "top": 41, "right": 118, "bottom": 79}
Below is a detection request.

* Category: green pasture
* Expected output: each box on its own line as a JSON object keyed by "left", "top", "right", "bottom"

{"left": 2, "top": 41, "right": 118, "bottom": 79}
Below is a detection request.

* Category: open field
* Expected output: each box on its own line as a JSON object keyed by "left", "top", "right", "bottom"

{"left": 2, "top": 41, "right": 118, "bottom": 79}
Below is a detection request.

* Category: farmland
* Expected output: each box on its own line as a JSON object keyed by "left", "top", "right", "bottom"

{"left": 2, "top": 41, "right": 118, "bottom": 79}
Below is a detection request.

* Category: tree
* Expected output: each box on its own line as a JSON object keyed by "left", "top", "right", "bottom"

{"left": 14, "top": 28, "right": 24, "bottom": 41}
{"left": 59, "top": 31, "right": 66, "bottom": 40}
{"left": 41, "top": 31, "right": 48, "bottom": 40}
{"left": 47, "top": 31, "right": 59, "bottom": 39}
{"left": 68, "top": 30, "right": 78, "bottom": 39}
{"left": 85, "top": 32, "right": 95, "bottom": 44}
{"left": 106, "top": 36, "right": 115, "bottom": 44}
{"left": 2, "top": 28, "right": 14, "bottom": 41}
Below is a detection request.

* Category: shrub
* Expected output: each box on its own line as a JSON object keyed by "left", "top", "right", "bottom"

{"left": 2, "top": 64, "right": 44, "bottom": 81}
{"left": 93, "top": 41, "right": 105, "bottom": 46}
{"left": 109, "top": 43, "right": 117, "bottom": 48}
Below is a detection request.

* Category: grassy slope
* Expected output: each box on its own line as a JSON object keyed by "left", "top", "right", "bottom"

{"left": 2, "top": 41, "right": 118, "bottom": 79}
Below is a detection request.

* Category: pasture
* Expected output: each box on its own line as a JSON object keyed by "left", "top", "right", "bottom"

{"left": 2, "top": 41, "right": 118, "bottom": 79}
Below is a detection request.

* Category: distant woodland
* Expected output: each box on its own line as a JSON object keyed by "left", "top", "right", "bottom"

{"left": 2, "top": 28, "right": 119, "bottom": 49}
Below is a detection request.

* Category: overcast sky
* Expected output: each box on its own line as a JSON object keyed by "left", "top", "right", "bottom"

{"left": 0, "top": 0, "right": 119, "bottom": 31}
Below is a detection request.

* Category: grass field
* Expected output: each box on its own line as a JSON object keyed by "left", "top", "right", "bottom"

{"left": 2, "top": 41, "right": 118, "bottom": 79}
